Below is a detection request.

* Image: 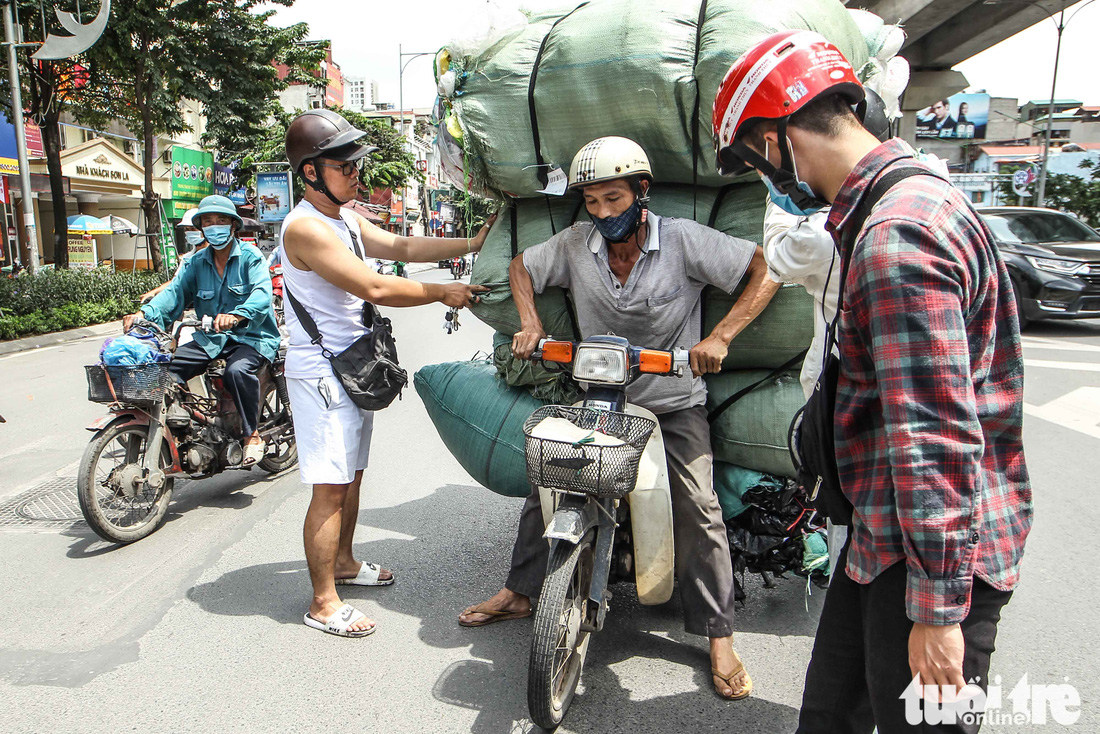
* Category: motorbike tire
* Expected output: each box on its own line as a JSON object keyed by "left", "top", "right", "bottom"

{"left": 258, "top": 380, "right": 298, "bottom": 474}
{"left": 528, "top": 533, "right": 596, "bottom": 730}
{"left": 77, "top": 420, "right": 175, "bottom": 544}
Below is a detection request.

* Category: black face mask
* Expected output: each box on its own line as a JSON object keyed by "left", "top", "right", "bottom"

{"left": 590, "top": 180, "right": 650, "bottom": 246}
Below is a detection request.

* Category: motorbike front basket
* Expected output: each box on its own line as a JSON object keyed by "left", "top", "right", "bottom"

{"left": 522, "top": 405, "right": 656, "bottom": 499}
{"left": 86, "top": 363, "right": 172, "bottom": 405}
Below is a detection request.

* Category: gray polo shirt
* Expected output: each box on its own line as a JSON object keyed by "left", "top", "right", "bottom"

{"left": 523, "top": 213, "right": 755, "bottom": 414}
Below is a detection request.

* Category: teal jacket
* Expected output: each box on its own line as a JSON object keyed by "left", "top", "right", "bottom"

{"left": 141, "top": 239, "right": 280, "bottom": 362}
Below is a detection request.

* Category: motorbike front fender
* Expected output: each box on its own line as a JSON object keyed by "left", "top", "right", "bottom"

{"left": 544, "top": 500, "right": 600, "bottom": 546}
{"left": 85, "top": 411, "right": 184, "bottom": 474}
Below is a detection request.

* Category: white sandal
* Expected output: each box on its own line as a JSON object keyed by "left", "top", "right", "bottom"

{"left": 241, "top": 440, "right": 265, "bottom": 466}
{"left": 303, "top": 603, "right": 376, "bottom": 638}
{"left": 335, "top": 561, "right": 395, "bottom": 587}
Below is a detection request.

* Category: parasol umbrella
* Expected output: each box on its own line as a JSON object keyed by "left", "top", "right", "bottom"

{"left": 106, "top": 215, "right": 140, "bottom": 235}
{"left": 66, "top": 214, "right": 112, "bottom": 235}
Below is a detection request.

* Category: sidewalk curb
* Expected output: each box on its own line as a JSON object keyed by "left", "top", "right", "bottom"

{"left": 0, "top": 320, "right": 121, "bottom": 357}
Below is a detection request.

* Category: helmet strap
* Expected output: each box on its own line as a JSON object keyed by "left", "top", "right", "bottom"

{"left": 735, "top": 118, "right": 827, "bottom": 211}
{"left": 628, "top": 178, "right": 650, "bottom": 252}
{"left": 302, "top": 161, "right": 352, "bottom": 207}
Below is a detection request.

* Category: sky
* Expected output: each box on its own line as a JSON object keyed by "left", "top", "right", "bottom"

{"left": 262, "top": 0, "right": 1100, "bottom": 110}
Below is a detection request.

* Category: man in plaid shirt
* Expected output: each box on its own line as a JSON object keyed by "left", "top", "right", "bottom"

{"left": 714, "top": 31, "right": 1033, "bottom": 732}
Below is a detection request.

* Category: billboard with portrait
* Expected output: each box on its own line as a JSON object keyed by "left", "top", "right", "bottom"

{"left": 256, "top": 172, "right": 293, "bottom": 223}
{"left": 916, "top": 93, "right": 990, "bottom": 140}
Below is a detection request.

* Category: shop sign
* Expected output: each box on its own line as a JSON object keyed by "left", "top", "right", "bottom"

{"left": 169, "top": 200, "right": 198, "bottom": 219}
{"left": 214, "top": 164, "right": 234, "bottom": 195}
{"left": 74, "top": 153, "right": 132, "bottom": 182}
{"left": 255, "top": 172, "right": 293, "bottom": 223}
{"left": 171, "top": 147, "right": 214, "bottom": 202}
{"left": 67, "top": 235, "right": 97, "bottom": 270}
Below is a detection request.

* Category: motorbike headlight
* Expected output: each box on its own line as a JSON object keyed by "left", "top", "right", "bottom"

{"left": 1026, "top": 256, "right": 1089, "bottom": 276}
{"left": 572, "top": 345, "right": 628, "bottom": 385}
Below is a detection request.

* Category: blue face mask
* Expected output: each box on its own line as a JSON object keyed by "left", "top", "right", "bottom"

{"left": 203, "top": 225, "right": 234, "bottom": 250}
{"left": 592, "top": 198, "right": 643, "bottom": 243}
{"left": 183, "top": 230, "right": 205, "bottom": 247}
{"left": 763, "top": 140, "right": 826, "bottom": 217}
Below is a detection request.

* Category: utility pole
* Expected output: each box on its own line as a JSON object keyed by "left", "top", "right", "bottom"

{"left": 397, "top": 45, "right": 432, "bottom": 239}
{"left": 2, "top": 1, "right": 37, "bottom": 273}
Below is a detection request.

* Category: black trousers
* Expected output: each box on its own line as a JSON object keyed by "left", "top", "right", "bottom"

{"left": 170, "top": 341, "right": 267, "bottom": 438}
{"left": 796, "top": 542, "right": 1013, "bottom": 734}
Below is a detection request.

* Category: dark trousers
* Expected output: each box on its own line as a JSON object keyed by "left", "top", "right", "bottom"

{"left": 506, "top": 405, "right": 737, "bottom": 638}
{"left": 796, "top": 542, "right": 1013, "bottom": 734}
{"left": 170, "top": 341, "right": 267, "bottom": 438}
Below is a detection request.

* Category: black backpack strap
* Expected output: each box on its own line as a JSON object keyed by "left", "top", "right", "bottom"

{"left": 707, "top": 347, "right": 807, "bottom": 424}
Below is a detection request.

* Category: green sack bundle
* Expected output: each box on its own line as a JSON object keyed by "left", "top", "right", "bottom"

{"left": 705, "top": 368, "right": 805, "bottom": 478}
{"left": 414, "top": 359, "right": 544, "bottom": 498}
{"left": 443, "top": 0, "right": 869, "bottom": 198}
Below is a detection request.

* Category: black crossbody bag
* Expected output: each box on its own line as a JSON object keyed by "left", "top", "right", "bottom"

{"left": 788, "top": 167, "right": 932, "bottom": 526}
{"left": 284, "top": 223, "right": 408, "bottom": 411}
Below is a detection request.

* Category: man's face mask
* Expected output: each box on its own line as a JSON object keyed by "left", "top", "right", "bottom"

{"left": 203, "top": 225, "right": 234, "bottom": 249}
{"left": 183, "top": 230, "right": 205, "bottom": 247}
{"left": 762, "top": 139, "right": 825, "bottom": 217}
{"left": 592, "top": 197, "right": 643, "bottom": 243}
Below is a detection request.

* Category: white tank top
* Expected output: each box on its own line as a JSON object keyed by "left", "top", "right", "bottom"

{"left": 279, "top": 200, "right": 370, "bottom": 379}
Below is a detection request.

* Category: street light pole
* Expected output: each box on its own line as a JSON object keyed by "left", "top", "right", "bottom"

{"left": 397, "top": 45, "right": 433, "bottom": 240}
{"left": 2, "top": 1, "right": 38, "bottom": 274}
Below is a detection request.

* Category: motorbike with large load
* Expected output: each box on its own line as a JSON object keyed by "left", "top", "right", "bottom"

{"left": 79, "top": 318, "right": 297, "bottom": 544}
{"left": 520, "top": 335, "right": 687, "bottom": 728}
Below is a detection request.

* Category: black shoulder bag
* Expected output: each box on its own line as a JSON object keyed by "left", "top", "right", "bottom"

{"left": 283, "top": 222, "right": 408, "bottom": 411}
{"left": 788, "top": 167, "right": 932, "bottom": 526}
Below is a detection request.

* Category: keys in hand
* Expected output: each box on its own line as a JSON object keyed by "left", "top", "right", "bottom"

{"left": 443, "top": 307, "right": 461, "bottom": 335}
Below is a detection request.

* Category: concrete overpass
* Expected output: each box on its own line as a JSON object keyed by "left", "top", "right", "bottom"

{"left": 844, "top": 0, "right": 1076, "bottom": 136}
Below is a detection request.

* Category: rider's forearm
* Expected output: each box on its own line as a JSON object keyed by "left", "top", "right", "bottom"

{"left": 393, "top": 234, "right": 476, "bottom": 262}
{"left": 509, "top": 254, "right": 544, "bottom": 332}
{"left": 362, "top": 276, "right": 447, "bottom": 308}
{"left": 709, "top": 249, "right": 780, "bottom": 344}
{"left": 230, "top": 258, "right": 274, "bottom": 322}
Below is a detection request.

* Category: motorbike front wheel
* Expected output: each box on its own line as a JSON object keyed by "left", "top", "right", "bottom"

{"left": 528, "top": 533, "right": 596, "bottom": 730}
{"left": 77, "top": 421, "right": 175, "bottom": 544}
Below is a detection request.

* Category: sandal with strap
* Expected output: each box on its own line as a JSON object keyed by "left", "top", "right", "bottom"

{"left": 458, "top": 604, "right": 532, "bottom": 628}
{"left": 303, "top": 603, "right": 376, "bottom": 638}
{"left": 712, "top": 656, "right": 753, "bottom": 701}
{"left": 335, "top": 561, "right": 395, "bottom": 587}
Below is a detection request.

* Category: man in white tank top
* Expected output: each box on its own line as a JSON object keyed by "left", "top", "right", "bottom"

{"left": 281, "top": 109, "right": 492, "bottom": 638}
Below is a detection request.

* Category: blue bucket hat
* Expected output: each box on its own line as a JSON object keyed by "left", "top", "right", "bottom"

{"left": 193, "top": 195, "right": 243, "bottom": 227}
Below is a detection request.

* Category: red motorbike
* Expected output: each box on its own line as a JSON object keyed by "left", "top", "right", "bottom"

{"left": 270, "top": 263, "right": 284, "bottom": 322}
{"left": 79, "top": 318, "right": 297, "bottom": 544}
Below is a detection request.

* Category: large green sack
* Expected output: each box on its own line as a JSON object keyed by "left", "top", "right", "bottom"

{"left": 705, "top": 368, "right": 805, "bottom": 478}
{"left": 469, "top": 181, "right": 768, "bottom": 342}
{"left": 414, "top": 360, "right": 543, "bottom": 498}
{"left": 704, "top": 283, "right": 814, "bottom": 370}
{"left": 447, "top": 0, "right": 869, "bottom": 197}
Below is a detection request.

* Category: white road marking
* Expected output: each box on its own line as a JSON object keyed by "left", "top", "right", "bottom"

{"left": 1023, "top": 358, "right": 1100, "bottom": 373}
{"left": 1021, "top": 337, "right": 1100, "bottom": 354}
{"left": 1024, "top": 386, "right": 1100, "bottom": 440}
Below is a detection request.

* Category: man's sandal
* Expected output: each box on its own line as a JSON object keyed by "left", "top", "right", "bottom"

{"left": 303, "top": 603, "right": 376, "bottom": 638}
{"left": 335, "top": 561, "right": 394, "bottom": 587}
{"left": 458, "top": 604, "right": 532, "bottom": 628}
{"left": 712, "top": 661, "right": 753, "bottom": 701}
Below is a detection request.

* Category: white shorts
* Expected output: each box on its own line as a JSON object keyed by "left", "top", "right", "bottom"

{"left": 286, "top": 374, "right": 374, "bottom": 485}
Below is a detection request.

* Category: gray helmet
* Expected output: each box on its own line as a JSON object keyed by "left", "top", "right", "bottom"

{"left": 285, "top": 109, "right": 378, "bottom": 174}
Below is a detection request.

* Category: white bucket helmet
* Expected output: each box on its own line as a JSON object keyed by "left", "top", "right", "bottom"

{"left": 567, "top": 136, "right": 653, "bottom": 191}
{"left": 176, "top": 208, "right": 198, "bottom": 228}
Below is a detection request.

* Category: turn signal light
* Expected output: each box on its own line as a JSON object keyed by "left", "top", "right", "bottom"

{"left": 541, "top": 341, "right": 574, "bottom": 364}
{"left": 638, "top": 349, "right": 673, "bottom": 374}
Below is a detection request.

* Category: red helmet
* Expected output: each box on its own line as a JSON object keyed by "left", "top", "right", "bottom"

{"left": 713, "top": 30, "right": 864, "bottom": 176}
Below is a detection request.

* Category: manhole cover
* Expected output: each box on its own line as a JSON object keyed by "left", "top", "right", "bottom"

{"left": 0, "top": 478, "right": 84, "bottom": 528}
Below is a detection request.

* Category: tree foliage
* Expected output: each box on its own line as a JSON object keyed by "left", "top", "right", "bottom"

{"left": 997, "top": 159, "right": 1100, "bottom": 225}
{"left": 234, "top": 106, "right": 421, "bottom": 199}
{"left": 76, "top": 0, "right": 323, "bottom": 267}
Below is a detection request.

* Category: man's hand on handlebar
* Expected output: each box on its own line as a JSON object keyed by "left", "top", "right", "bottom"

{"left": 512, "top": 325, "right": 548, "bottom": 360}
{"left": 441, "top": 283, "right": 489, "bottom": 309}
{"left": 213, "top": 313, "right": 245, "bottom": 333}
{"left": 689, "top": 335, "right": 728, "bottom": 377}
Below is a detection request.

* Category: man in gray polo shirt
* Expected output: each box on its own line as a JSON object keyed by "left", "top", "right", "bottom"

{"left": 459, "top": 136, "right": 778, "bottom": 700}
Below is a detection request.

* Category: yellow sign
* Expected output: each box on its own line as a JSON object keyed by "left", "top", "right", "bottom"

{"left": 67, "top": 236, "right": 97, "bottom": 270}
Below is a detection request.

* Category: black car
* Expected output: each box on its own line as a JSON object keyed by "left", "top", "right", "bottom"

{"left": 977, "top": 207, "right": 1100, "bottom": 328}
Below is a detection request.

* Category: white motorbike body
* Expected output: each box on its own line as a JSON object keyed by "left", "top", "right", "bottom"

{"left": 537, "top": 402, "right": 675, "bottom": 605}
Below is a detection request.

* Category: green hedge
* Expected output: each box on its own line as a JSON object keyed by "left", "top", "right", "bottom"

{"left": 0, "top": 268, "right": 167, "bottom": 341}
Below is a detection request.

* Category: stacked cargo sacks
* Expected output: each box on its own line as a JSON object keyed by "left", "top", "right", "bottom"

{"left": 418, "top": 0, "right": 901, "bottom": 598}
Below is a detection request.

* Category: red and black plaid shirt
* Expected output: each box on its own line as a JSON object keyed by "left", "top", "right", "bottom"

{"left": 826, "top": 139, "right": 1033, "bottom": 625}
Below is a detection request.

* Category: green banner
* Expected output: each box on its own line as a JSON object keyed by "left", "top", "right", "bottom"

{"left": 171, "top": 147, "right": 214, "bottom": 202}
